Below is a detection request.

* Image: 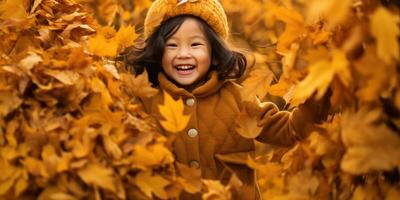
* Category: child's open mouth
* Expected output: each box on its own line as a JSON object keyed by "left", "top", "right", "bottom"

{"left": 175, "top": 65, "right": 195, "bottom": 75}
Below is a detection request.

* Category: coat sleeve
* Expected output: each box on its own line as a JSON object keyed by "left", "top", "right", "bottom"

{"left": 254, "top": 98, "right": 327, "bottom": 146}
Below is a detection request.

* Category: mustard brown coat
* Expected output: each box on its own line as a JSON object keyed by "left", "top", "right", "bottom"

{"left": 140, "top": 71, "right": 318, "bottom": 199}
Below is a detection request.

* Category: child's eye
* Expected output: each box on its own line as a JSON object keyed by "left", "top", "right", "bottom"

{"left": 192, "top": 43, "right": 202, "bottom": 47}
{"left": 166, "top": 43, "right": 177, "bottom": 47}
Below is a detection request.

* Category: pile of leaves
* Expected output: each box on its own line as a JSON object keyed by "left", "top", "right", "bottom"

{"left": 0, "top": 0, "right": 399, "bottom": 199}
{"left": 0, "top": 0, "right": 198, "bottom": 199}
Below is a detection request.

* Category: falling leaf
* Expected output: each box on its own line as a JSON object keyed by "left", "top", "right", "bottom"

{"left": 291, "top": 49, "right": 350, "bottom": 106}
{"left": 341, "top": 109, "right": 400, "bottom": 174}
{"left": 266, "top": 2, "right": 306, "bottom": 53}
{"left": 235, "top": 101, "right": 263, "bottom": 139}
{"left": 158, "top": 91, "right": 190, "bottom": 133}
{"left": 307, "top": 0, "right": 352, "bottom": 28}
{"left": 370, "top": 6, "right": 400, "bottom": 64}
{"left": 135, "top": 170, "right": 170, "bottom": 199}
{"left": 241, "top": 65, "right": 275, "bottom": 101}
{"left": 77, "top": 163, "right": 116, "bottom": 192}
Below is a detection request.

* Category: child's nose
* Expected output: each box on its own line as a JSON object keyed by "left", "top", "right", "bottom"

{"left": 176, "top": 47, "right": 191, "bottom": 58}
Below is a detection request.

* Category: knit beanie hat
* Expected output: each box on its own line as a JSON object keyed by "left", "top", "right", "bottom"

{"left": 144, "top": 0, "right": 229, "bottom": 40}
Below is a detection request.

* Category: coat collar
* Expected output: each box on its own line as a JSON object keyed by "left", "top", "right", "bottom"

{"left": 158, "top": 71, "right": 226, "bottom": 98}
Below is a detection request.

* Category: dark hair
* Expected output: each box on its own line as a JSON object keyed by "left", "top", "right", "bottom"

{"left": 121, "top": 15, "right": 247, "bottom": 86}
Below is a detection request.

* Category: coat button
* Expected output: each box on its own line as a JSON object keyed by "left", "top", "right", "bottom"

{"left": 185, "top": 98, "right": 195, "bottom": 106}
{"left": 189, "top": 160, "right": 200, "bottom": 168}
{"left": 187, "top": 128, "right": 198, "bottom": 137}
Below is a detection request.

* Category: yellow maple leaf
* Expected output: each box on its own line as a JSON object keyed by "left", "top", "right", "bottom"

{"left": 291, "top": 49, "right": 350, "bottom": 106}
{"left": 114, "top": 25, "right": 139, "bottom": 49}
{"left": 134, "top": 170, "right": 169, "bottom": 199}
{"left": 158, "top": 91, "right": 190, "bottom": 133}
{"left": 0, "top": 0, "right": 27, "bottom": 20}
{"left": 77, "top": 163, "right": 116, "bottom": 192}
{"left": 87, "top": 34, "right": 118, "bottom": 57}
{"left": 175, "top": 162, "right": 202, "bottom": 194}
{"left": 121, "top": 70, "right": 159, "bottom": 98}
{"left": 370, "top": 6, "right": 400, "bottom": 64}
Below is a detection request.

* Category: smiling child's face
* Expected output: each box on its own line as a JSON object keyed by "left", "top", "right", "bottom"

{"left": 161, "top": 17, "right": 212, "bottom": 87}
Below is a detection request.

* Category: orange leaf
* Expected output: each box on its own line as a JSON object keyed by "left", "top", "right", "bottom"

{"left": 158, "top": 91, "right": 190, "bottom": 133}
{"left": 87, "top": 34, "right": 118, "bottom": 57}
{"left": 235, "top": 100, "right": 263, "bottom": 139}
{"left": 0, "top": 0, "right": 27, "bottom": 20}
{"left": 135, "top": 170, "right": 170, "bottom": 199}
{"left": 77, "top": 163, "right": 116, "bottom": 192}
{"left": 291, "top": 49, "right": 350, "bottom": 106}
{"left": 241, "top": 65, "right": 274, "bottom": 102}
{"left": 115, "top": 25, "right": 139, "bottom": 49}
{"left": 121, "top": 70, "right": 159, "bottom": 98}
{"left": 131, "top": 143, "right": 174, "bottom": 169}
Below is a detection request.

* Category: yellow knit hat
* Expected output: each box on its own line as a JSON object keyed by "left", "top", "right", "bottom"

{"left": 144, "top": 0, "right": 229, "bottom": 40}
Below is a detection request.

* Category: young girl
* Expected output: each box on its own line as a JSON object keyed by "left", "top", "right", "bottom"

{"left": 124, "top": 0, "right": 322, "bottom": 199}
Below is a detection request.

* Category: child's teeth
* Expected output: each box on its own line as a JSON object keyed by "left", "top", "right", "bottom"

{"left": 177, "top": 65, "right": 193, "bottom": 70}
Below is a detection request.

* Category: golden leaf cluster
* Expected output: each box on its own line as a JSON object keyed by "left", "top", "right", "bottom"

{"left": 0, "top": 0, "right": 195, "bottom": 199}
{"left": 1, "top": 0, "right": 400, "bottom": 199}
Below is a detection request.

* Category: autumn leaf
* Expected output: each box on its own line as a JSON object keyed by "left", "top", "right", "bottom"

{"left": 291, "top": 49, "right": 350, "bottom": 106}
{"left": 121, "top": 70, "right": 158, "bottom": 98}
{"left": 266, "top": 2, "right": 306, "bottom": 53}
{"left": 19, "top": 52, "right": 43, "bottom": 72}
{"left": 241, "top": 65, "right": 274, "bottom": 102}
{"left": 135, "top": 170, "right": 170, "bottom": 199}
{"left": 87, "top": 34, "right": 118, "bottom": 57}
{"left": 0, "top": 91, "right": 22, "bottom": 117}
{"left": 131, "top": 143, "right": 174, "bottom": 169}
{"left": 306, "top": 0, "right": 352, "bottom": 28}
{"left": 115, "top": 25, "right": 139, "bottom": 49}
{"left": 370, "top": 6, "right": 400, "bottom": 64}
{"left": 0, "top": 0, "right": 27, "bottom": 20}
{"left": 354, "top": 45, "right": 397, "bottom": 102}
{"left": 45, "top": 70, "right": 80, "bottom": 85}
{"left": 202, "top": 179, "right": 231, "bottom": 200}
{"left": 341, "top": 109, "right": 400, "bottom": 174}
{"left": 158, "top": 91, "right": 190, "bottom": 133}
{"left": 235, "top": 100, "right": 263, "bottom": 139}
{"left": 176, "top": 162, "right": 202, "bottom": 194}
{"left": 77, "top": 163, "right": 116, "bottom": 192}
